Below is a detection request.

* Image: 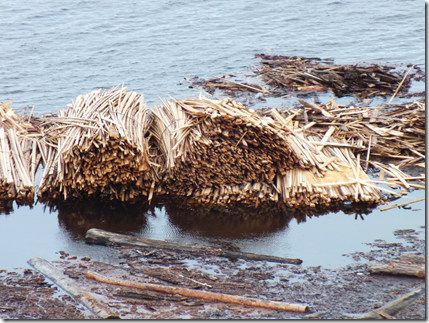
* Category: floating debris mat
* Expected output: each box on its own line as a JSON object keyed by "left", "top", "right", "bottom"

{"left": 151, "top": 96, "right": 383, "bottom": 208}
{"left": 253, "top": 54, "right": 420, "bottom": 98}
{"left": 38, "top": 85, "right": 156, "bottom": 202}
{"left": 0, "top": 101, "right": 42, "bottom": 202}
{"left": 262, "top": 99, "right": 425, "bottom": 162}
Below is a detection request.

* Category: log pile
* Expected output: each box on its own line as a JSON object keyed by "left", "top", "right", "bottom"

{"left": 151, "top": 95, "right": 384, "bottom": 208}
{"left": 0, "top": 101, "right": 42, "bottom": 202}
{"left": 37, "top": 85, "right": 155, "bottom": 202}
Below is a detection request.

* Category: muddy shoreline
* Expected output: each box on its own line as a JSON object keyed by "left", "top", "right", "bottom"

{"left": 0, "top": 225, "right": 424, "bottom": 319}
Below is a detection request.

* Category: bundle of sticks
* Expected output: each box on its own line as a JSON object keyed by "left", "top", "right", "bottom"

{"left": 254, "top": 54, "right": 418, "bottom": 98}
{"left": 151, "top": 95, "right": 384, "bottom": 208}
{"left": 0, "top": 101, "right": 41, "bottom": 202}
{"left": 37, "top": 85, "right": 156, "bottom": 202}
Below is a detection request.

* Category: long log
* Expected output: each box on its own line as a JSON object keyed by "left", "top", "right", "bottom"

{"left": 357, "top": 287, "right": 425, "bottom": 319}
{"left": 368, "top": 260, "right": 425, "bottom": 278}
{"left": 27, "top": 257, "right": 119, "bottom": 319}
{"left": 85, "top": 228, "right": 303, "bottom": 265}
{"left": 86, "top": 270, "right": 308, "bottom": 313}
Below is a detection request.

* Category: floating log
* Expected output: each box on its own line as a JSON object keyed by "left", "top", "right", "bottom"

{"left": 27, "top": 256, "right": 119, "bottom": 319}
{"left": 86, "top": 270, "right": 308, "bottom": 313}
{"left": 357, "top": 287, "right": 425, "bottom": 319}
{"left": 85, "top": 228, "right": 303, "bottom": 265}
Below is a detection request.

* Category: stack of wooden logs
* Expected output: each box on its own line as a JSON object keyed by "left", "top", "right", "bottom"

{"left": 37, "top": 85, "right": 156, "bottom": 202}
{"left": 0, "top": 101, "right": 42, "bottom": 202}
{"left": 151, "top": 95, "right": 384, "bottom": 208}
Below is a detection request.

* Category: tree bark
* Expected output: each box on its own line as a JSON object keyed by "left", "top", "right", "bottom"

{"left": 28, "top": 257, "right": 119, "bottom": 319}
{"left": 86, "top": 270, "right": 308, "bottom": 313}
{"left": 85, "top": 228, "right": 303, "bottom": 265}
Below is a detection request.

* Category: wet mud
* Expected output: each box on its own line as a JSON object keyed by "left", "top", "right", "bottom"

{"left": 1, "top": 226, "right": 424, "bottom": 319}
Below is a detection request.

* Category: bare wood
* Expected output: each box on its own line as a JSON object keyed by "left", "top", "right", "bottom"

{"left": 85, "top": 228, "right": 303, "bottom": 265}
{"left": 28, "top": 257, "right": 119, "bottom": 319}
{"left": 399, "top": 254, "right": 425, "bottom": 264}
{"left": 357, "top": 287, "right": 425, "bottom": 319}
{"left": 86, "top": 270, "right": 308, "bottom": 313}
{"left": 380, "top": 198, "right": 425, "bottom": 211}
{"left": 368, "top": 260, "right": 425, "bottom": 278}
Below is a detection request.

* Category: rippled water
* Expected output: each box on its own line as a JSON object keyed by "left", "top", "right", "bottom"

{"left": 0, "top": 0, "right": 425, "bottom": 269}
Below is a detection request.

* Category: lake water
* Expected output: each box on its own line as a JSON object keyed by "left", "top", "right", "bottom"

{"left": 0, "top": 0, "right": 425, "bottom": 270}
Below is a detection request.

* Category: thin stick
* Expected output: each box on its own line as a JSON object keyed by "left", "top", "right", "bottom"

{"left": 86, "top": 271, "right": 308, "bottom": 313}
{"left": 380, "top": 197, "right": 425, "bottom": 211}
{"left": 388, "top": 65, "right": 415, "bottom": 104}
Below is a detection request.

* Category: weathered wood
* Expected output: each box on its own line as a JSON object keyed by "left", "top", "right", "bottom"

{"left": 357, "top": 287, "right": 425, "bottom": 319}
{"left": 85, "top": 228, "right": 303, "bottom": 265}
{"left": 86, "top": 270, "right": 308, "bottom": 313}
{"left": 27, "top": 257, "right": 119, "bottom": 319}
{"left": 399, "top": 254, "right": 425, "bottom": 264}
{"left": 368, "top": 260, "right": 425, "bottom": 278}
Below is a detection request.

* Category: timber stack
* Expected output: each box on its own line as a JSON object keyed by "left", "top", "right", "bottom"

{"left": 151, "top": 95, "right": 384, "bottom": 208}
{"left": 0, "top": 101, "right": 41, "bottom": 202}
{"left": 37, "top": 85, "right": 157, "bottom": 202}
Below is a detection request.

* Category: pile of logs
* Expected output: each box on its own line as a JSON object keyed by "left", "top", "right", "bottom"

{"left": 37, "top": 85, "right": 155, "bottom": 202}
{"left": 151, "top": 95, "right": 384, "bottom": 208}
{"left": 0, "top": 101, "right": 41, "bottom": 202}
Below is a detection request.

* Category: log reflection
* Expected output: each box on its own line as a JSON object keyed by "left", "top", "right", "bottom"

{"left": 165, "top": 200, "right": 377, "bottom": 240}
{"left": 45, "top": 200, "right": 150, "bottom": 238}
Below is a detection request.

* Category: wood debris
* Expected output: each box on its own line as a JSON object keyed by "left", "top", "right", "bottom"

{"left": 0, "top": 101, "right": 42, "bottom": 202}
{"left": 37, "top": 85, "right": 155, "bottom": 202}
{"left": 151, "top": 95, "right": 383, "bottom": 208}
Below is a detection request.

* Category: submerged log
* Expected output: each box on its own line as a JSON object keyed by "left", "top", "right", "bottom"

{"left": 85, "top": 228, "right": 303, "bottom": 265}
{"left": 357, "top": 287, "right": 425, "bottom": 319}
{"left": 86, "top": 270, "right": 308, "bottom": 313}
{"left": 27, "top": 257, "right": 119, "bottom": 319}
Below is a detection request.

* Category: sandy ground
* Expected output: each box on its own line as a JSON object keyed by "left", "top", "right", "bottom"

{"left": 0, "top": 225, "right": 424, "bottom": 319}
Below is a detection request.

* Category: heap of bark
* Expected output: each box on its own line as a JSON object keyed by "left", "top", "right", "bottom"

{"left": 0, "top": 101, "right": 42, "bottom": 202}
{"left": 151, "top": 96, "right": 384, "bottom": 208}
{"left": 37, "top": 85, "right": 155, "bottom": 202}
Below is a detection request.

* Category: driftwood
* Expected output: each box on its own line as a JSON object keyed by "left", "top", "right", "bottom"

{"left": 368, "top": 254, "right": 425, "bottom": 278}
{"left": 86, "top": 270, "right": 308, "bottom": 313}
{"left": 85, "top": 228, "right": 303, "bottom": 265}
{"left": 357, "top": 287, "right": 425, "bottom": 319}
{"left": 27, "top": 257, "right": 119, "bottom": 319}
{"left": 380, "top": 198, "right": 425, "bottom": 211}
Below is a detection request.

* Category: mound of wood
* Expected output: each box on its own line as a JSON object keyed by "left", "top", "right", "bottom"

{"left": 151, "top": 96, "right": 384, "bottom": 208}
{"left": 0, "top": 101, "right": 41, "bottom": 202}
{"left": 37, "top": 85, "right": 156, "bottom": 202}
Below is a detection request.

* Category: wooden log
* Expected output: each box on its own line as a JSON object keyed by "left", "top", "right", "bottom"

{"left": 86, "top": 270, "right": 308, "bottom": 313}
{"left": 27, "top": 257, "right": 119, "bottom": 319}
{"left": 368, "top": 260, "right": 425, "bottom": 278}
{"left": 399, "top": 254, "right": 425, "bottom": 265}
{"left": 357, "top": 287, "right": 425, "bottom": 319}
{"left": 85, "top": 228, "right": 303, "bottom": 265}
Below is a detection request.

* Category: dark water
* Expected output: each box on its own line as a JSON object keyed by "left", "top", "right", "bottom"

{"left": 0, "top": 0, "right": 425, "bottom": 269}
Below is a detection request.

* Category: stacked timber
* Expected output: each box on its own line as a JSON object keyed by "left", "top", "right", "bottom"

{"left": 151, "top": 95, "right": 384, "bottom": 208}
{"left": 0, "top": 101, "right": 42, "bottom": 202}
{"left": 37, "top": 85, "right": 156, "bottom": 202}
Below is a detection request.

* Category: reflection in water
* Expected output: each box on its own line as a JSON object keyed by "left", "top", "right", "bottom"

{"left": 44, "top": 200, "right": 150, "bottom": 239}
{"left": 165, "top": 200, "right": 378, "bottom": 240}
{"left": 0, "top": 200, "right": 34, "bottom": 216}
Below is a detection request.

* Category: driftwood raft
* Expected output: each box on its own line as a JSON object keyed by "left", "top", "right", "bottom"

{"left": 151, "top": 95, "right": 384, "bottom": 208}
{"left": 0, "top": 101, "right": 42, "bottom": 202}
{"left": 37, "top": 85, "right": 155, "bottom": 202}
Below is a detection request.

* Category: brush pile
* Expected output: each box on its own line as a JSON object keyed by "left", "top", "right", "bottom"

{"left": 37, "top": 85, "right": 156, "bottom": 202}
{"left": 151, "top": 96, "right": 384, "bottom": 207}
{"left": 0, "top": 101, "right": 41, "bottom": 202}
